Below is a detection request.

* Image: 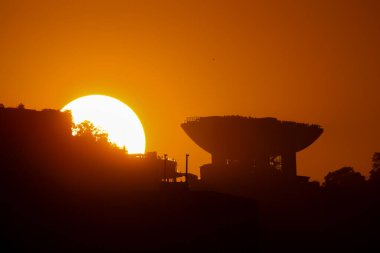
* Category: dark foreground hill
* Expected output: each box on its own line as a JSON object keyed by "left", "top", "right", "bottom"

{"left": 1, "top": 188, "right": 259, "bottom": 253}
{"left": 1, "top": 107, "right": 380, "bottom": 252}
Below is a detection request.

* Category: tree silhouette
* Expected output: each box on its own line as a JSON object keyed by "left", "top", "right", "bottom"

{"left": 369, "top": 152, "right": 380, "bottom": 183}
{"left": 323, "top": 167, "right": 365, "bottom": 189}
{"left": 74, "top": 120, "right": 109, "bottom": 143}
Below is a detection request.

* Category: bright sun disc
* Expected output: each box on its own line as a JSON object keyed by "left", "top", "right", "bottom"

{"left": 62, "top": 95, "right": 146, "bottom": 154}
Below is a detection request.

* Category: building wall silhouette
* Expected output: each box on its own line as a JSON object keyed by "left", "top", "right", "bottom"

{"left": 181, "top": 116, "right": 323, "bottom": 196}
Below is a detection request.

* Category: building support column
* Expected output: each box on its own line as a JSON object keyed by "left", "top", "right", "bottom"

{"left": 282, "top": 152, "right": 297, "bottom": 177}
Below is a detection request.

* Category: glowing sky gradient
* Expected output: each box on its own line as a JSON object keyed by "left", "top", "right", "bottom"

{"left": 1, "top": 0, "right": 379, "bottom": 181}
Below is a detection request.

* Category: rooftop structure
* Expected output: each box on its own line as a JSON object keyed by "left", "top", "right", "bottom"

{"left": 181, "top": 116, "right": 323, "bottom": 184}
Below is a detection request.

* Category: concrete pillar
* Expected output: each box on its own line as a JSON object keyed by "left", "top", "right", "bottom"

{"left": 281, "top": 152, "right": 297, "bottom": 177}
{"left": 212, "top": 153, "right": 226, "bottom": 165}
{"left": 254, "top": 155, "right": 271, "bottom": 176}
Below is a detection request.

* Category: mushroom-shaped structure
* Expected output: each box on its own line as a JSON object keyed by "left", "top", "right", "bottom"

{"left": 181, "top": 116, "right": 323, "bottom": 177}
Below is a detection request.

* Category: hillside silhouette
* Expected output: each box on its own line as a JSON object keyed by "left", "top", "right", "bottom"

{"left": 0, "top": 106, "right": 380, "bottom": 252}
{"left": 0, "top": 106, "right": 258, "bottom": 252}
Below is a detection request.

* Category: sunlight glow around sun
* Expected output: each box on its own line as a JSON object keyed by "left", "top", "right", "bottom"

{"left": 62, "top": 95, "right": 146, "bottom": 154}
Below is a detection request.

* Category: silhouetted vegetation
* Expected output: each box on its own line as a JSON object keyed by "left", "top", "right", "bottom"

{"left": 74, "top": 120, "right": 110, "bottom": 142}
{"left": 323, "top": 166, "right": 365, "bottom": 190}
{"left": 370, "top": 152, "right": 380, "bottom": 184}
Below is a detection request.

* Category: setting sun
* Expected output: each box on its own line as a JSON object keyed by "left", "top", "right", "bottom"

{"left": 62, "top": 95, "right": 145, "bottom": 154}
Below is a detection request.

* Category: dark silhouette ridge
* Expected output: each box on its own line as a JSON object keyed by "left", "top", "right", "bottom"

{"left": 0, "top": 106, "right": 181, "bottom": 193}
{"left": 0, "top": 106, "right": 259, "bottom": 252}
{"left": 1, "top": 106, "right": 380, "bottom": 252}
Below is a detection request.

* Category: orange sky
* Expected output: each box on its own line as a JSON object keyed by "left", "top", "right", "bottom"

{"left": 1, "top": 0, "right": 379, "bottom": 181}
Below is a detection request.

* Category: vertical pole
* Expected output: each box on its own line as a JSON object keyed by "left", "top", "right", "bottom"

{"left": 164, "top": 154, "right": 167, "bottom": 182}
{"left": 185, "top": 154, "right": 189, "bottom": 184}
{"left": 174, "top": 162, "right": 177, "bottom": 183}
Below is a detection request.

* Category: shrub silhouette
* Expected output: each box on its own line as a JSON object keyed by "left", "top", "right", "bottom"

{"left": 74, "top": 120, "right": 109, "bottom": 143}
{"left": 369, "top": 152, "right": 380, "bottom": 184}
{"left": 323, "top": 167, "right": 365, "bottom": 189}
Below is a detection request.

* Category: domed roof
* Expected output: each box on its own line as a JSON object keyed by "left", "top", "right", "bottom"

{"left": 181, "top": 116, "right": 323, "bottom": 159}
